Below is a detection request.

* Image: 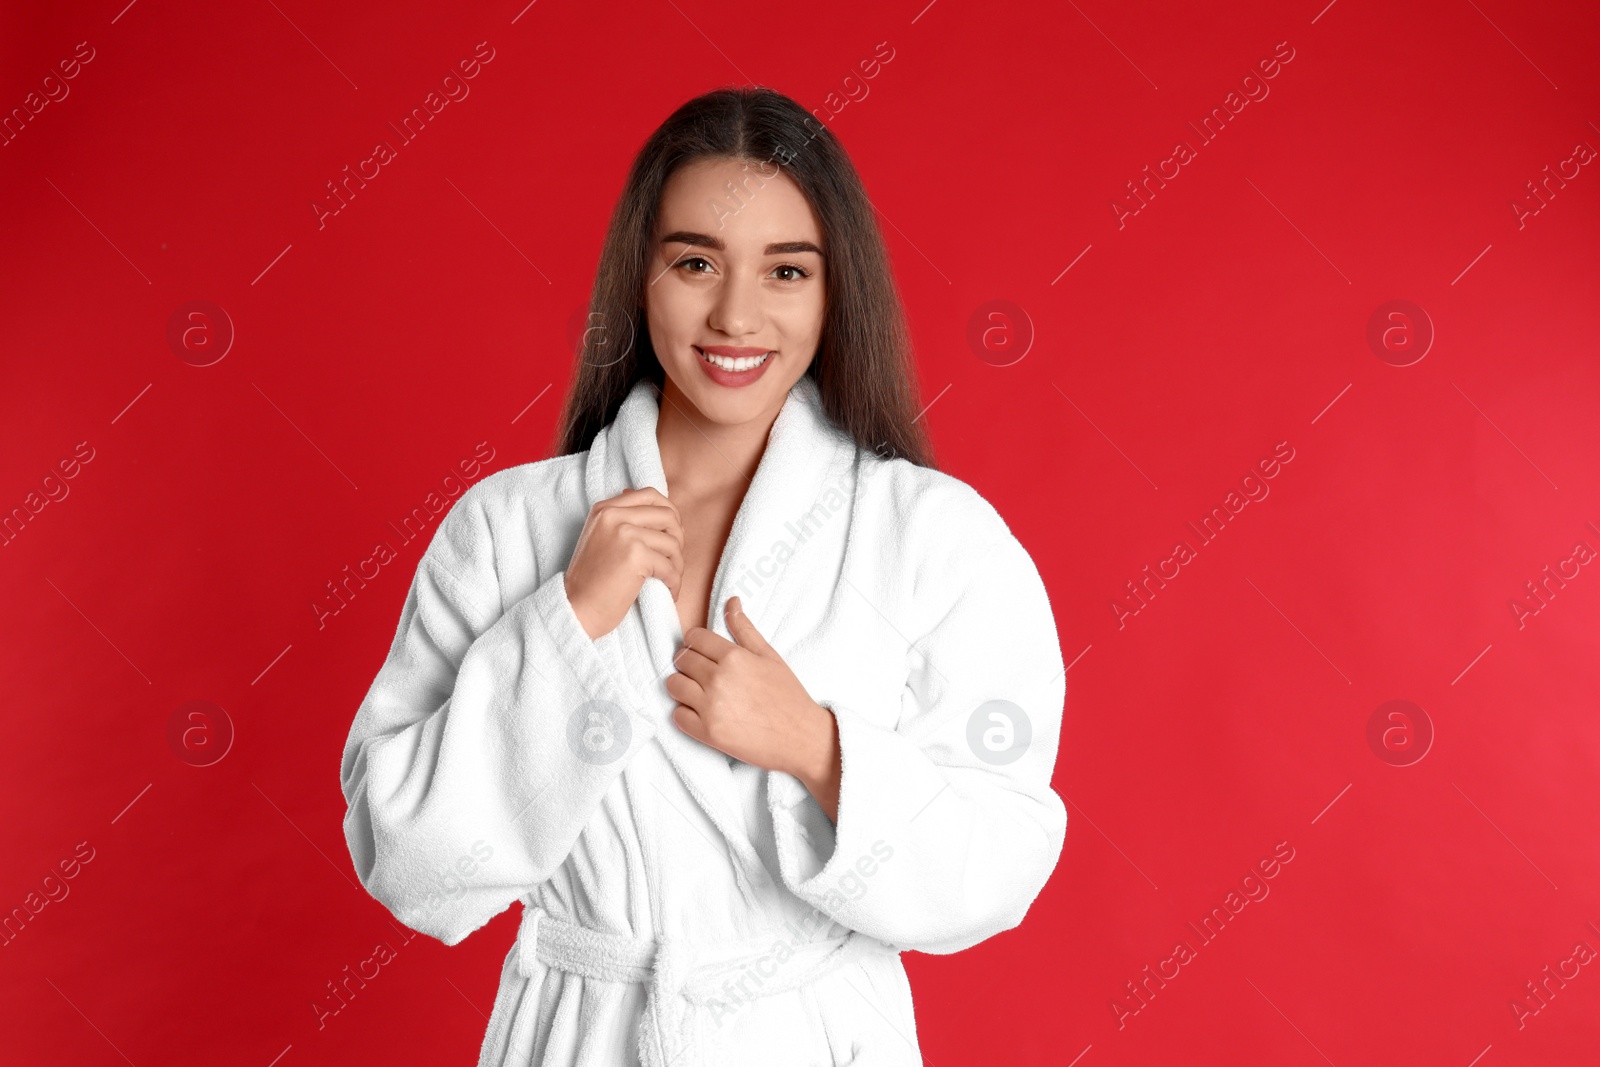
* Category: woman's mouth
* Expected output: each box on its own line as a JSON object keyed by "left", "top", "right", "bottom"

{"left": 694, "top": 346, "right": 773, "bottom": 388}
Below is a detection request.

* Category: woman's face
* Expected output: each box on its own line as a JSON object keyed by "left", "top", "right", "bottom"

{"left": 644, "top": 156, "right": 826, "bottom": 428}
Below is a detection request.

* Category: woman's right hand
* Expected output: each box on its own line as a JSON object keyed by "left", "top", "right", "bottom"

{"left": 563, "top": 487, "right": 684, "bottom": 640}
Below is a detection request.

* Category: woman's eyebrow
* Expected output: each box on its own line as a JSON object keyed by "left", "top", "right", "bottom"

{"left": 660, "top": 230, "right": 823, "bottom": 257}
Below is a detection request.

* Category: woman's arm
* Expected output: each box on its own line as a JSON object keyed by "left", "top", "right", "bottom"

{"left": 769, "top": 522, "right": 1068, "bottom": 956}
{"left": 789, "top": 704, "right": 842, "bottom": 823}
{"left": 339, "top": 486, "right": 655, "bottom": 946}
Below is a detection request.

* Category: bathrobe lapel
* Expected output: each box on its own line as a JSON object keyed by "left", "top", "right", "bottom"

{"left": 581, "top": 373, "right": 855, "bottom": 889}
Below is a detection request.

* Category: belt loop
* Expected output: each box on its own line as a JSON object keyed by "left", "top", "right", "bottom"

{"left": 502, "top": 902, "right": 551, "bottom": 1067}
{"left": 516, "top": 903, "right": 544, "bottom": 979}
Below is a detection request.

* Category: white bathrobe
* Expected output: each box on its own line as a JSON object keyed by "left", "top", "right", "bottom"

{"left": 340, "top": 373, "right": 1068, "bottom": 1067}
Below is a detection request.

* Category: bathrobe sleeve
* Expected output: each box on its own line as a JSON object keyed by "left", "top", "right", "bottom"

{"left": 339, "top": 485, "right": 656, "bottom": 946}
{"left": 769, "top": 519, "right": 1067, "bottom": 956}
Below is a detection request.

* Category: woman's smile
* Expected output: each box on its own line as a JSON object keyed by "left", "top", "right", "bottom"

{"left": 694, "top": 344, "right": 774, "bottom": 387}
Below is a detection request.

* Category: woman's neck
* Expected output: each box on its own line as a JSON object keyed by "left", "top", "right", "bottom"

{"left": 655, "top": 378, "right": 782, "bottom": 497}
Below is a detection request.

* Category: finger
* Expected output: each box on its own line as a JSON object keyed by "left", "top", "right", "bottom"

{"left": 682, "top": 624, "right": 737, "bottom": 662}
{"left": 664, "top": 669, "right": 706, "bottom": 708}
{"left": 609, "top": 504, "right": 684, "bottom": 556}
{"left": 725, "top": 596, "right": 773, "bottom": 655}
{"left": 618, "top": 524, "right": 684, "bottom": 572}
{"left": 670, "top": 645, "right": 718, "bottom": 683}
{"left": 613, "top": 487, "right": 683, "bottom": 526}
{"left": 604, "top": 502, "right": 683, "bottom": 539}
{"left": 613, "top": 486, "right": 672, "bottom": 506}
{"left": 671, "top": 703, "right": 706, "bottom": 743}
{"left": 616, "top": 525, "right": 684, "bottom": 598}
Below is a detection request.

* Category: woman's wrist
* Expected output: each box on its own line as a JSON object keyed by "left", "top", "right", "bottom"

{"left": 789, "top": 700, "right": 841, "bottom": 822}
{"left": 562, "top": 571, "right": 603, "bottom": 640}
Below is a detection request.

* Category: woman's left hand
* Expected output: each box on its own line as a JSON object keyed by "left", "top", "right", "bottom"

{"left": 668, "top": 596, "right": 837, "bottom": 788}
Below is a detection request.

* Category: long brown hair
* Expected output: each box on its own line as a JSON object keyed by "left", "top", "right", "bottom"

{"left": 551, "top": 86, "right": 936, "bottom": 469}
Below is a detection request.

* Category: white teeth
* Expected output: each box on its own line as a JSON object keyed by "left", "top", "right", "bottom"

{"left": 698, "top": 348, "right": 771, "bottom": 372}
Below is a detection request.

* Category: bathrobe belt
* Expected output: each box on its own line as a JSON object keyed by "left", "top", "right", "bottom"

{"left": 511, "top": 902, "right": 898, "bottom": 1066}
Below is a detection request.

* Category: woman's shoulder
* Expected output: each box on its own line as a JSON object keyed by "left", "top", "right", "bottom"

{"left": 854, "top": 450, "right": 1019, "bottom": 562}
{"left": 420, "top": 451, "right": 589, "bottom": 579}
{"left": 456, "top": 450, "right": 589, "bottom": 515}
{"left": 852, "top": 452, "right": 1053, "bottom": 628}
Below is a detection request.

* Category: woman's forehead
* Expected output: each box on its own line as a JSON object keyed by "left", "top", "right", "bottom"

{"left": 659, "top": 160, "right": 822, "bottom": 245}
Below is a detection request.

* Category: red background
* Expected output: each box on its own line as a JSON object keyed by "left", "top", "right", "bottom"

{"left": 3, "top": 0, "right": 1598, "bottom": 1063}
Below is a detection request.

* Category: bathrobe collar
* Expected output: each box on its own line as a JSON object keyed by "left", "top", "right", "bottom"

{"left": 581, "top": 371, "right": 857, "bottom": 887}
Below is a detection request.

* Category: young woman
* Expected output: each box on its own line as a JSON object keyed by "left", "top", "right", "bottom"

{"left": 340, "top": 87, "right": 1067, "bottom": 1067}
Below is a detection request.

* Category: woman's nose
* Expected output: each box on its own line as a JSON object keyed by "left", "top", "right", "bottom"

{"left": 708, "top": 273, "right": 765, "bottom": 338}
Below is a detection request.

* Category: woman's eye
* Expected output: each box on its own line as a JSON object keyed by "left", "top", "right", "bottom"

{"left": 673, "top": 257, "right": 810, "bottom": 281}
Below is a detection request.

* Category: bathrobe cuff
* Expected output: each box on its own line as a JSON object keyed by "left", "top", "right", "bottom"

{"left": 341, "top": 552, "right": 658, "bottom": 947}
{"left": 766, "top": 527, "right": 1068, "bottom": 956}
{"left": 771, "top": 707, "right": 956, "bottom": 943}
{"left": 528, "top": 569, "right": 633, "bottom": 708}
{"left": 771, "top": 701, "right": 1063, "bottom": 955}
